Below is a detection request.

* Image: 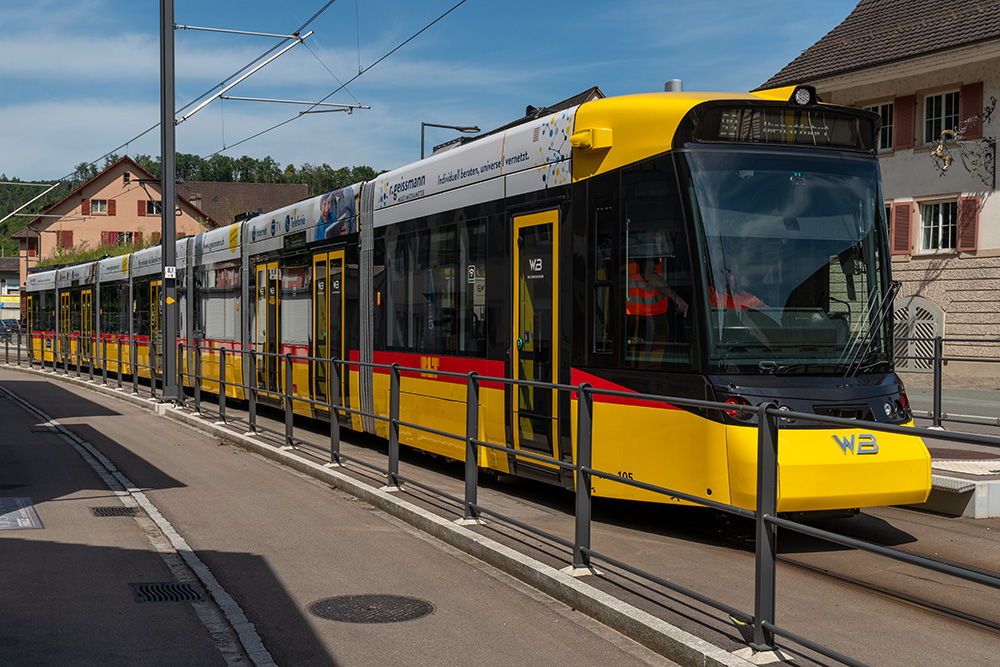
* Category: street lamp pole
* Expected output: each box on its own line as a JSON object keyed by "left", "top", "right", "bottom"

{"left": 421, "top": 122, "right": 480, "bottom": 159}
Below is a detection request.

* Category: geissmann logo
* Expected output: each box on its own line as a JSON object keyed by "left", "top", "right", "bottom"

{"left": 390, "top": 175, "right": 426, "bottom": 201}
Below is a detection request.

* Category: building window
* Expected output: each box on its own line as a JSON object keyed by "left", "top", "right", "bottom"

{"left": 920, "top": 201, "right": 958, "bottom": 252}
{"left": 91, "top": 199, "right": 108, "bottom": 214}
{"left": 146, "top": 200, "right": 161, "bottom": 215}
{"left": 100, "top": 231, "right": 141, "bottom": 246}
{"left": 924, "top": 91, "right": 959, "bottom": 144}
{"left": 864, "top": 102, "right": 894, "bottom": 151}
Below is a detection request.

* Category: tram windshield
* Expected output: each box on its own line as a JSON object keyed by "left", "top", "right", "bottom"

{"left": 684, "top": 149, "right": 891, "bottom": 374}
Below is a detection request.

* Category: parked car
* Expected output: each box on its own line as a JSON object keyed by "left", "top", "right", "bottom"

{"left": 0, "top": 319, "right": 19, "bottom": 341}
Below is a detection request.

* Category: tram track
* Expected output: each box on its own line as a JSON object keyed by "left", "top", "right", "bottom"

{"left": 777, "top": 549, "right": 1000, "bottom": 635}
{"left": 697, "top": 506, "right": 1000, "bottom": 638}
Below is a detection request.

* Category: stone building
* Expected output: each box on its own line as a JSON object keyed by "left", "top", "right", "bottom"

{"left": 760, "top": 0, "right": 1000, "bottom": 376}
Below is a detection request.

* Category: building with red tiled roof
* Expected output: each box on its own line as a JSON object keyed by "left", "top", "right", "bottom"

{"left": 14, "top": 157, "right": 213, "bottom": 286}
{"left": 761, "top": 0, "right": 1000, "bottom": 377}
{"left": 182, "top": 181, "right": 308, "bottom": 227}
{"left": 12, "top": 159, "right": 310, "bottom": 289}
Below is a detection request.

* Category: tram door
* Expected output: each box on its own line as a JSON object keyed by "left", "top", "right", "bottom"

{"left": 312, "top": 250, "right": 345, "bottom": 416}
{"left": 254, "top": 260, "right": 280, "bottom": 397}
{"left": 82, "top": 290, "right": 93, "bottom": 359}
{"left": 59, "top": 292, "right": 70, "bottom": 360}
{"left": 511, "top": 210, "right": 560, "bottom": 465}
{"left": 150, "top": 280, "right": 162, "bottom": 374}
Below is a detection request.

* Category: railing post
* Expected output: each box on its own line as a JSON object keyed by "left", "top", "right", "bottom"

{"left": 247, "top": 351, "right": 257, "bottom": 434}
{"left": 463, "top": 372, "right": 480, "bottom": 521}
{"left": 88, "top": 334, "right": 94, "bottom": 382}
{"left": 131, "top": 337, "right": 138, "bottom": 395}
{"left": 219, "top": 348, "right": 227, "bottom": 424}
{"left": 102, "top": 338, "right": 108, "bottom": 385}
{"left": 932, "top": 335, "right": 944, "bottom": 428}
{"left": 176, "top": 343, "right": 184, "bottom": 406}
{"left": 752, "top": 403, "right": 779, "bottom": 653}
{"left": 5, "top": 328, "right": 9, "bottom": 365}
{"left": 328, "top": 358, "right": 342, "bottom": 465}
{"left": 117, "top": 339, "right": 123, "bottom": 389}
{"left": 17, "top": 332, "right": 23, "bottom": 367}
{"left": 573, "top": 383, "right": 594, "bottom": 570}
{"left": 387, "top": 363, "right": 401, "bottom": 488}
{"left": 194, "top": 344, "right": 202, "bottom": 413}
{"left": 284, "top": 353, "right": 294, "bottom": 447}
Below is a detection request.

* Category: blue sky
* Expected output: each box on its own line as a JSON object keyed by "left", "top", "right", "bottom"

{"left": 1, "top": 0, "right": 859, "bottom": 182}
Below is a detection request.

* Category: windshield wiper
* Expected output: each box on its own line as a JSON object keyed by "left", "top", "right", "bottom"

{"left": 840, "top": 280, "right": 900, "bottom": 377}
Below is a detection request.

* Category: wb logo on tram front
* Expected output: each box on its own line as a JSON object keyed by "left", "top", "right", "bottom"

{"left": 528, "top": 258, "right": 543, "bottom": 273}
{"left": 832, "top": 434, "right": 879, "bottom": 455}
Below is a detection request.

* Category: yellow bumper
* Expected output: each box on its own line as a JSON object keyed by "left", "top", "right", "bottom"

{"left": 727, "top": 423, "right": 932, "bottom": 512}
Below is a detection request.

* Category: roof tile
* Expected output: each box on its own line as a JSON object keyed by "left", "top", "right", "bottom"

{"left": 759, "top": 0, "right": 1000, "bottom": 89}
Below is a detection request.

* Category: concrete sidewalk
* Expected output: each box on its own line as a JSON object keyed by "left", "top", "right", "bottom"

{"left": 0, "top": 370, "right": 678, "bottom": 667}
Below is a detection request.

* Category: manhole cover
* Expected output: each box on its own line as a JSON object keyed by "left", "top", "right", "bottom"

{"left": 90, "top": 507, "right": 141, "bottom": 517}
{"left": 308, "top": 595, "right": 434, "bottom": 623}
{"left": 130, "top": 582, "right": 203, "bottom": 603}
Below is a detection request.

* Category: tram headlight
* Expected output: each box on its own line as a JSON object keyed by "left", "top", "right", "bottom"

{"left": 777, "top": 405, "right": 795, "bottom": 424}
{"left": 791, "top": 85, "right": 817, "bottom": 106}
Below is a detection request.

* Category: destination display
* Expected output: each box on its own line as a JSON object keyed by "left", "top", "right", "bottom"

{"left": 696, "top": 107, "right": 874, "bottom": 151}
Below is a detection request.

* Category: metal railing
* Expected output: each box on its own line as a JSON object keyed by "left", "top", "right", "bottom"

{"left": 896, "top": 335, "right": 1000, "bottom": 428}
{"left": 5, "top": 333, "right": 1000, "bottom": 666}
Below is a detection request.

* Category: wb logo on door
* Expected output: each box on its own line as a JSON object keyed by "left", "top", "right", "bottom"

{"left": 528, "top": 258, "right": 543, "bottom": 273}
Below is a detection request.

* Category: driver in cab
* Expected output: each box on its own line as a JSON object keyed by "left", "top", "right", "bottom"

{"left": 709, "top": 252, "right": 767, "bottom": 310}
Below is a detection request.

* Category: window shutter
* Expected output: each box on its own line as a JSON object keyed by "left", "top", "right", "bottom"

{"left": 137, "top": 200, "right": 146, "bottom": 216}
{"left": 958, "top": 196, "right": 980, "bottom": 252}
{"left": 108, "top": 198, "right": 116, "bottom": 216}
{"left": 57, "top": 230, "right": 74, "bottom": 249}
{"left": 891, "top": 202, "right": 912, "bottom": 255}
{"left": 135, "top": 232, "right": 143, "bottom": 243}
{"left": 81, "top": 199, "right": 91, "bottom": 216}
{"left": 894, "top": 95, "right": 915, "bottom": 150}
{"left": 101, "top": 231, "right": 110, "bottom": 245}
{"left": 960, "top": 82, "right": 983, "bottom": 140}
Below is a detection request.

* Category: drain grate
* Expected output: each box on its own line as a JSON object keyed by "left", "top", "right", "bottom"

{"left": 90, "top": 506, "right": 141, "bottom": 517}
{"left": 30, "top": 430, "right": 55, "bottom": 435}
{"left": 130, "top": 582, "right": 203, "bottom": 603}
{"left": 308, "top": 594, "right": 434, "bottom": 623}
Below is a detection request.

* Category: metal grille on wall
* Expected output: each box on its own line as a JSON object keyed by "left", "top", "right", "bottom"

{"left": 894, "top": 296, "right": 943, "bottom": 371}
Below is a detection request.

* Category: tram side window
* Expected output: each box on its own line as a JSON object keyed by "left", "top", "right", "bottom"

{"left": 280, "top": 264, "right": 311, "bottom": 346}
{"left": 198, "top": 261, "right": 241, "bottom": 341}
{"left": 593, "top": 198, "right": 615, "bottom": 355}
{"left": 623, "top": 157, "right": 694, "bottom": 370}
{"left": 134, "top": 280, "right": 151, "bottom": 336}
{"left": 100, "top": 284, "right": 128, "bottom": 334}
{"left": 43, "top": 292, "right": 56, "bottom": 332}
{"left": 383, "top": 218, "right": 487, "bottom": 356}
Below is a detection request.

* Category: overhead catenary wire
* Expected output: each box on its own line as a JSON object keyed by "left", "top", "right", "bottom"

{"left": 41, "top": 0, "right": 341, "bottom": 189}
{"left": 204, "top": 0, "right": 470, "bottom": 159}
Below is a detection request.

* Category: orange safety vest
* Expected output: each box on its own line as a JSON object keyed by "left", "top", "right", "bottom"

{"left": 709, "top": 286, "right": 765, "bottom": 310}
{"left": 626, "top": 260, "right": 670, "bottom": 316}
